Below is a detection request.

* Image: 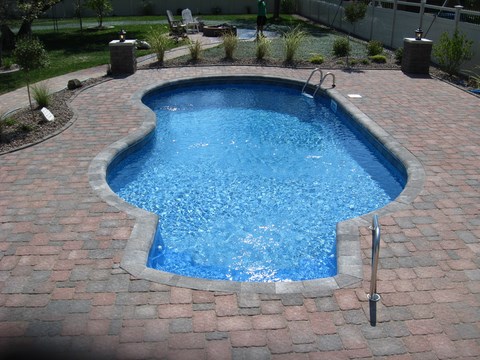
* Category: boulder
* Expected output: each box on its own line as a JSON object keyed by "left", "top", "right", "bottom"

{"left": 136, "top": 40, "right": 151, "bottom": 50}
{"left": 67, "top": 79, "right": 82, "bottom": 90}
{"left": 40, "top": 107, "right": 54, "bottom": 122}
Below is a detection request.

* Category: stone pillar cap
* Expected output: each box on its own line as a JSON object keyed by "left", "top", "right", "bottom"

{"left": 404, "top": 38, "right": 433, "bottom": 44}
{"left": 109, "top": 39, "right": 136, "bottom": 46}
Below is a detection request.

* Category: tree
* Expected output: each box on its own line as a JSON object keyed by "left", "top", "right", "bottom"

{"left": 13, "top": 36, "right": 49, "bottom": 113}
{"left": 344, "top": 1, "right": 368, "bottom": 28}
{"left": 343, "top": 0, "right": 367, "bottom": 67}
{"left": 74, "top": 0, "right": 84, "bottom": 33}
{"left": 85, "top": 0, "right": 113, "bottom": 29}
{"left": 1, "top": 0, "right": 61, "bottom": 68}
{"left": 0, "top": 0, "right": 14, "bottom": 67}
{"left": 273, "top": 0, "right": 280, "bottom": 20}
{"left": 16, "top": 0, "right": 63, "bottom": 37}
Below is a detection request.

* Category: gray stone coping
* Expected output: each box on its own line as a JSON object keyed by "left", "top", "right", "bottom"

{"left": 88, "top": 73, "right": 425, "bottom": 295}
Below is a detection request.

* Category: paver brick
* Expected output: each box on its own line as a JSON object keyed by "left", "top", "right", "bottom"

{"left": 169, "top": 333, "right": 205, "bottom": 350}
{"left": 334, "top": 290, "right": 362, "bottom": 310}
{"left": 217, "top": 316, "right": 252, "bottom": 332}
{"left": 230, "top": 330, "right": 267, "bottom": 347}
{"left": 215, "top": 295, "right": 238, "bottom": 317}
{"left": 0, "top": 63, "right": 479, "bottom": 359}
{"left": 193, "top": 311, "right": 217, "bottom": 333}
{"left": 252, "top": 315, "right": 287, "bottom": 330}
{"left": 267, "top": 329, "right": 293, "bottom": 354}
{"left": 206, "top": 339, "right": 232, "bottom": 360}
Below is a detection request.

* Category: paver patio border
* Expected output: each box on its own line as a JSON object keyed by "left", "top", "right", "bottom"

{"left": 88, "top": 71, "right": 426, "bottom": 295}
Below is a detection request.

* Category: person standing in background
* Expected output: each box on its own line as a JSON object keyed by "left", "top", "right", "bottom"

{"left": 256, "top": 0, "right": 267, "bottom": 38}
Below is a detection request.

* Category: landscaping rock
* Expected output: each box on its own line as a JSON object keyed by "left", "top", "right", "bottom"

{"left": 136, "top": 40, "right": 151, "bottom": 50}
{"left": 67, "top": 79, "right": 82, "bottom": 90}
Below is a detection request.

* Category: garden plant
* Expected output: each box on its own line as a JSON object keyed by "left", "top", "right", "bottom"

{"left": 255, "top": 36, "right": 271, "bottom": 61}
{"left": 282, "top": 25, "right": 307, "bottom": 63}
{"left": 146, "top": 27, "right": 172, "bottom": 64}
{"left": 188, "top": 39, "right": 202, "bottom": 61}
{"left": 222, "top": 32, "right": 238, "bottom": 60}
{"left": 13, "top": 36, "right": 49, "bottom": 112}
{"left": 433, "top": 29, "right": 474, "bottom": 76}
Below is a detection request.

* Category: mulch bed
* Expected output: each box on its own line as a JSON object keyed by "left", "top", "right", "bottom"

{"left": 0, "top": 78, "right": 106, "bottom": 154}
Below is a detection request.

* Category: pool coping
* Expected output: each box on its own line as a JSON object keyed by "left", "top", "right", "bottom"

{"left": 88, "top": 74, "right": 425, "bottom": 295}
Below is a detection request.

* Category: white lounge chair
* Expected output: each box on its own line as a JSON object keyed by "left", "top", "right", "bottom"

{"left": 166, "top": 10, "right": 187, "bottom": 41}
{"left": 181, "top": 8, "right": 200, "bottom": 33}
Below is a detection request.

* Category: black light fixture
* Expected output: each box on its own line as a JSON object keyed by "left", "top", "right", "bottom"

{"left": 415, "top": 28, "right": 423, "bottom": 41}
{"left": 119, "top": 29, "right": 127, "bottom": 42}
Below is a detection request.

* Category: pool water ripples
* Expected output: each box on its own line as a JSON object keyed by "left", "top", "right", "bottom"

{"left": 108, "top": 83, "right": 405, "bottom": 282}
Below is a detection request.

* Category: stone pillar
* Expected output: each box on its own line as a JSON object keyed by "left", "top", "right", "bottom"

{"left": 109, "top": 40, "right": 137, "bottom": 75}
{"left": 401, "top": 38, "right": 433, "bottom": 75}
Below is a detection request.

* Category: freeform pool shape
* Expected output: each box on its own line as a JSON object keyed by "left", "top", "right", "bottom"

{"left": 107, "top": 79, "right": 406, "bottom": 283}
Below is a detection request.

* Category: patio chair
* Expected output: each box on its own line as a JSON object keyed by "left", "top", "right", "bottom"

{"left": 181, "top": 8, "right": 200, "bottom": 33}
{"left": 166, "top": 10, "right": 187, "bottom": 41}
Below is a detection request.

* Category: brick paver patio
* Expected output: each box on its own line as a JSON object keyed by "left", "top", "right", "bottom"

{"left": 0, "top": 64, "right": 479, "bottom": 359}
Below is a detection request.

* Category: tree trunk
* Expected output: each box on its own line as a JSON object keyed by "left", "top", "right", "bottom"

{"left": 273, "top": 0, "right": 281, "bottom": 19}
{"left": 18, "top": 20, "right": 33, "bottom": 38}
{"left": 1, "top": 24, "right": 15, "bottom": 51}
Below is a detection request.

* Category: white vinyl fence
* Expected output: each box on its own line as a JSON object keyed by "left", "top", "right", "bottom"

{"left": 47, "top": 0, "right": 274, "bottom": 18}
{"left": 296, "top": 0, "right": 480, "bottom": 72}
{"left": 44, "top": 0, "right": 480, "bottom": 72}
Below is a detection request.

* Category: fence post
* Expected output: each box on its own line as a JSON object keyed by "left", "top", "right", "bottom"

{"left": 419, "top": 0, "right": 426, "bottom": 30}
{"left": 390, "top": 0, "right": 398, "bottom": 48}
{"left": 454, "top": 5, "right": 463, "bottom": 31}
{"left": 369, "top": 2, "right": 376, "bottom": 41}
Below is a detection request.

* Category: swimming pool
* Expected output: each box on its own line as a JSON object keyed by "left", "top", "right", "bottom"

{"left": 107, "top": 79, "right": 406, "bottom": 283}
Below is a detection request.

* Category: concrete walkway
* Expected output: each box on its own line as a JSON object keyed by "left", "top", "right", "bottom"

{"left": 0, "top": 32, "right": 222, "bottom": 117}
{"left": 0, "top": 48, "right": 479, "bottom": 358}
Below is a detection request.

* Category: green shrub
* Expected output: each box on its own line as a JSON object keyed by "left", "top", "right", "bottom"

{"left": 32, "top": 82, "right": 51, "bottom": 108}
{"left": 394, "top": 47, "right": 403, "bottom": 63}
{"left": 3, "top": 118, "right": 17, "bottom": 126}
{"left": 369, "top": 55, "right": 387, "bottom": 63}
{"left": 367, "top": 40, "right": 383, "bottom": 56}
{"left": 332, "top": 37, "right": 351, "bottom": 57}
{"left": 283, "top": 26, "right": 307, "bottom": 63}
{"left": 350, "top": 59, "right": 358, "bottom": 66}
{"left": 21, "top": 124, "right": 33, "bottom": 132}
{"left": 361, "top": 58, "right": 370, "bottom": 65}
{"left": 309, "top": 54, "right": 324, "bottom": 64}
{"left": 147, "top": 27, "right": 172, "bottom": 63}
{"left": 223, "top": 32, "right": 238, "bottom": 60}
{"left": 433, "top": 30, "right": 474, "bottom": 76}
{"left": 188, "top": 39, "right": 202, "bottom": 61}
{"left": 1, "top": 57, "right": 13, "bottom": 70}
{"left": 255, "top": 36, "right": 271, "bottom": 60}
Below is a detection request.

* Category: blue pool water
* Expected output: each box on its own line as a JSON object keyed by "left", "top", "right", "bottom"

{"left": 108, "top": 81, "right": 405, "bottom": 282}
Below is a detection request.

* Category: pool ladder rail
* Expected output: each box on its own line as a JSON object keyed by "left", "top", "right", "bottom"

{"left": 368, "top": 214, "right": 381, "bottom": 302}
{"left": 301, "top": 68, "right": 336, "bottom": 98}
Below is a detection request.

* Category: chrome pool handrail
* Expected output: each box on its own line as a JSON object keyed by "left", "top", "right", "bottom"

{"left": 367, "top": 215, "right": 381, "bottom": 302}
{"left": 301, "top": 68, "right": 336, "bottom": 98}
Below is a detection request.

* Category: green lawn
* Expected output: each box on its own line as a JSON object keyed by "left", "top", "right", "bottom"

{"left": 0, "top": 15, "right": 377, "bottom": 95}
{"left": 0, "top": 20, "right": 172, "bottom": 95}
